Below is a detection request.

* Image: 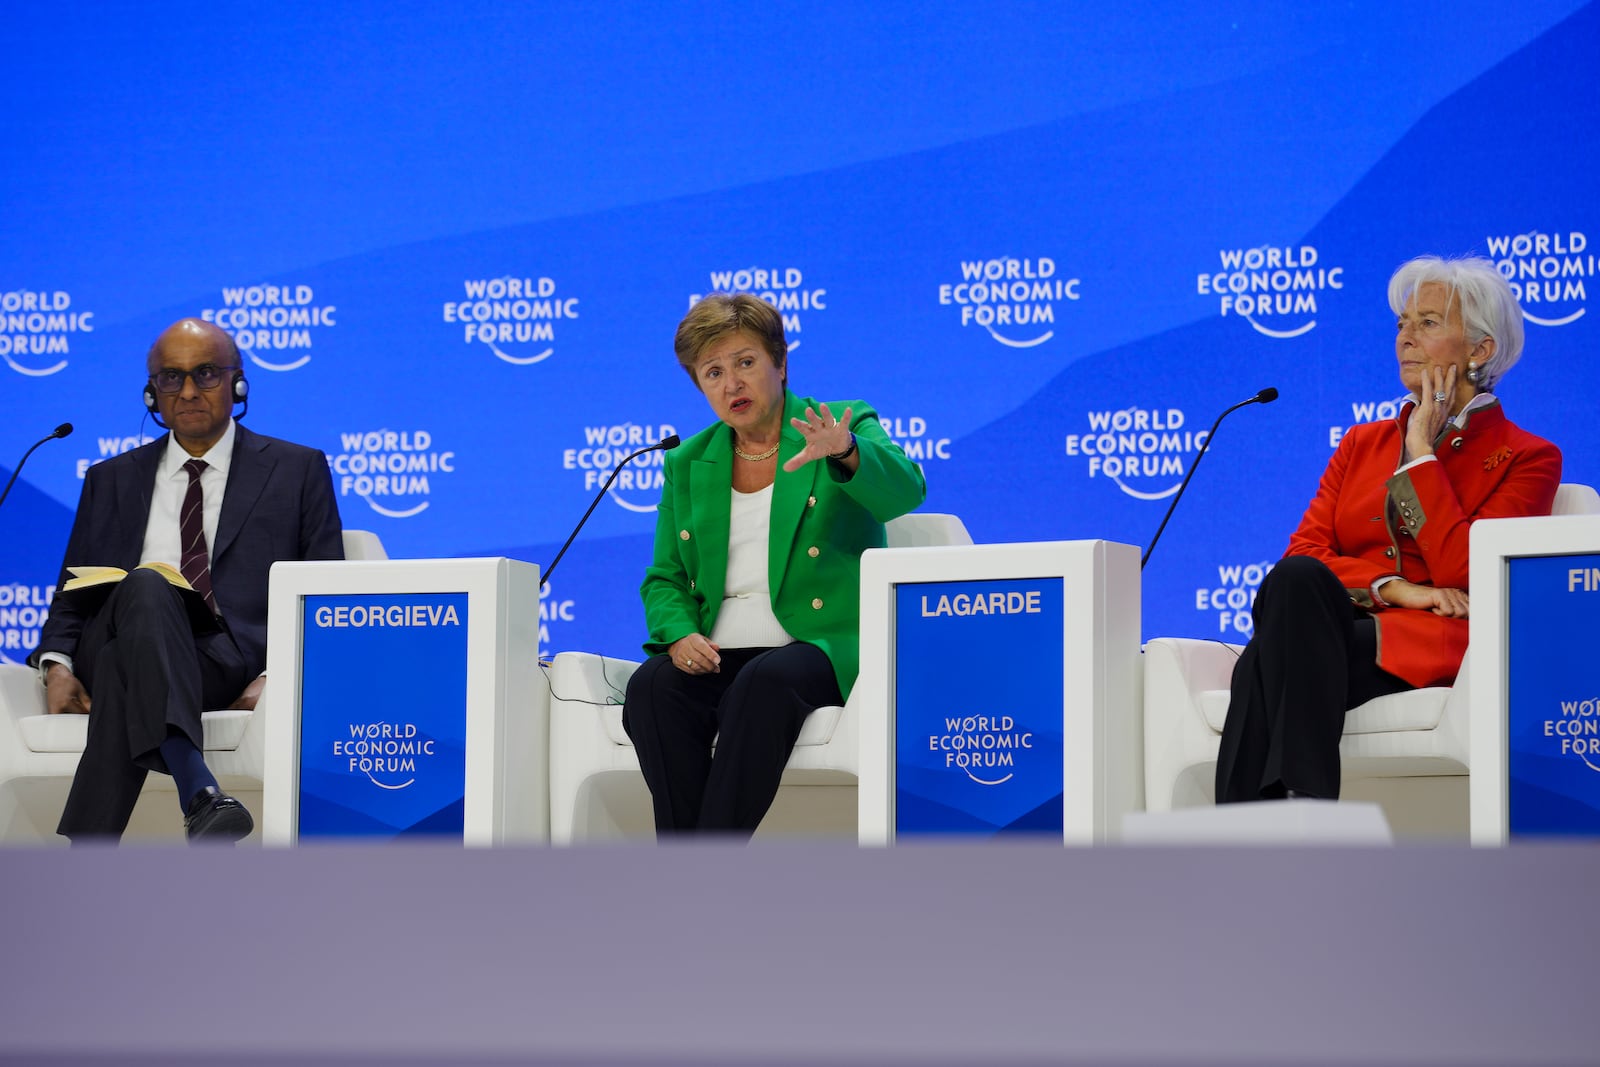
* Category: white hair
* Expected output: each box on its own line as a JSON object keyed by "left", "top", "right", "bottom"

{"left": 1387, "top": 255, "right": 1523, "bottom": 390}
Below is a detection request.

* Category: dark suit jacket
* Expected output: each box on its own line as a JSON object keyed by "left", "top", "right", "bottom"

{"left": 35, "top": 422, "right": 344, "bottom": 679}
{"left": 1285, "top": 399, "right": 1560, "bottom": 688}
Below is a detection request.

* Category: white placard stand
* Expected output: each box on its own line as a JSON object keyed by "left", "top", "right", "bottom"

{"left": 857, "top": 539, "right": 1142, "bottom": 844}
{"left": 1469, "top": 514, "right": 1600, "bottom": 846}
{"left": 261, "top": 557, "right": 545, "bottom": 846}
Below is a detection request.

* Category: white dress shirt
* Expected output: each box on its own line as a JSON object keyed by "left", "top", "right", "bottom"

{"left": 141, "top": 418, "right": 236, "bottom": 568}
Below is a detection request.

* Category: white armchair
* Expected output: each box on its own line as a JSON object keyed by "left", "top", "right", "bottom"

{"left": 547, "top": 513, "right": 974, "bottom": 843}
{"left": 0, "top": 529, "right": 387, "bottom": 844}
{"left": 1143, "top": 483, "right": 1600, "bottom": 838}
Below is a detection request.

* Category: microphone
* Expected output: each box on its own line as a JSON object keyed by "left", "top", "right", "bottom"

{"left": 541, "top": 434, "right": 680, "bottom": 588}
{"left": 1141, "top": 389, "right": 1278, "bottom": 570}
{"left": 0, "top": 423, "right": 73, "bottom": 512}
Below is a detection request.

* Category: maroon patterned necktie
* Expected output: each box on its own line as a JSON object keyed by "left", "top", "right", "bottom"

{"left": 179, "top": 459, "right": 217, "bottom": 614}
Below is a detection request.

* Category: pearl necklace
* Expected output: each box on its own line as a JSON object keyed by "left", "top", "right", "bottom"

{"left": 733, "top": 441, "right": 780, "bottom": 462}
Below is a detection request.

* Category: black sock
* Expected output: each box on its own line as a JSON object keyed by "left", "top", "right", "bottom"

{"left": 160, "top": 731, "right": 218, "bottom": 809}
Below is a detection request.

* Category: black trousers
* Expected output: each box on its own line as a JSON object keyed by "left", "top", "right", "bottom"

{"left": 623, "top": 643, "right": 842, "bottom": 836}
{"left": 58, "top": 567, "right": 250, "bottom": 838}
{"left": 1214, "top": 555, "right": 1411, "bottom": 802}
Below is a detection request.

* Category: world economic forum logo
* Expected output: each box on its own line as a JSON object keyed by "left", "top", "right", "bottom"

{"left": 563, "top": 423, "right": 673, "bottom": 513}
{"left": 1195, "top": 559, "right": 1273, "bottom": 637}
{"left": 444, "top": 275, "right": 579, "bottom": 365}
{"left": 74, "top": 430, "right": 156, "bottom": 480}
{"left": 938, "top": 256, "right": 1080, "bottom": 348}
{"left": 881, "top": 415, "right": 952, "bottom": 465}
{"left": 199, "top": 282, "right": 336, "bottom": 372}
{"left": 1, "top": 290, "right": 93, "bottom": 377}
{"left": 1542, "top": 696, "right": 1600, "bottom": 772}
{"left": 1065, "top": 405, "right": 1204, "bottom": 501}
{"left": 1329, "top": 394, "right": 1410, "bottom": 449}
{"left": 927, "top": 713, "right": 1036, "bottom": 786}
{"left": 1196, "top": 244, "right": 1343, "bottom": 339}
{"left": 330, "top": 429, "right": 455, "bottom": 518}
{"left": 333, "top": 721, "right": 438, "bottom": 790}
{"left": 1488, "top": 230, "right": 1591, "bottom": 327}
{"left": 688, "top": 266, "right": 826, "bottom": 353}
{"left": 538, "top": 582, "right": 577, "bottom": 662}
{"left": 0, "top": 581, "right": 52, "bottom": 664}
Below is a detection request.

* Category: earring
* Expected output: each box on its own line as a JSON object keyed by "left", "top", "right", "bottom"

{"left": 1466, "top": 362, "right": 1482, "bottom": 385}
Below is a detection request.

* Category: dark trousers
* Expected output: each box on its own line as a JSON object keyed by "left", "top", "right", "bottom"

{"left": 623, "top": 643, "right": 842, "bottom": 836}
{"left": 1214, "top": 555, "right": 1411, "bottom": 802}
{"left": 59, "top": 567, "right": 249, "bottom": 838}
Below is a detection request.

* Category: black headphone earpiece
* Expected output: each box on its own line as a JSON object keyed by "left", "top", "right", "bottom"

{"left": 143, "top": 380, "right": 158, "bottom": 412}
{"left": 232, "top": 370, "right": 248, "bottom": 403}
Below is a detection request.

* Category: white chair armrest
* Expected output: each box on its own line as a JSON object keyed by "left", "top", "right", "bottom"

{"left": 547, "top": 651, "right": 646, "bottom": 844}
{"left": 341, "top": 529, "right": 388, "bottom": 560}
{"left": 1435, "top": 654, "right": 1472, "bottom": 769}
{"left": 0, "top": 663, "right": 47, "bottom": 778}
{"left": 549, "top": 650, "right": 639, "bottom": 703}
{"left": 1, "top": 663, "right": 46, "bottom": 724}
{"left": 1144, "top": 637, "right": 1243, "bottom": 697}
{"left": 1142, "top": 638, "right": 1244, "bottom": 811}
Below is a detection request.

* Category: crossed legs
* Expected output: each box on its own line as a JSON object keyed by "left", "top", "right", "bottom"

{"left": 58, "top": 568, "right": 249, "bottom": 839}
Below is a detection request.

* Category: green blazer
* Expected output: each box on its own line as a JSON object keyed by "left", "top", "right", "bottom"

{"left": 641, "top": 391, "right": 926, "bottom": 699}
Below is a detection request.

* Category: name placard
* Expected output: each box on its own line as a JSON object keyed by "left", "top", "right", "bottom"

{"left": 297, "top": 592, "right": 470, "bottom": 838}
{"left": 892, "top": 577, "right": 1064, "bottom": 836}
{"left": 1508, "top": 553, "right": 1600, "bottom": 837}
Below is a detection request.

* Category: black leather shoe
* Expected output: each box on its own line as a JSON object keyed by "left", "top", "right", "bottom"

{"left": 184, "top": 786, "right": 254, "bottom": 842}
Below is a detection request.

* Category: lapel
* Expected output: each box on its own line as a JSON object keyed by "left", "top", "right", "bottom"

{"left": 689, "top": 425, "right": 733, "bottom": 609}
{"left": 213, "top": 424, "right": 275, "bottom": 565}
{"left": 116, "top": 439, "right": 166, "bottom": 565}
{"left": 1440, "top": 400, "right": 1510, "bottom": 511}
{"left": 768, "top": 391, "right": 818, "bottom": 598}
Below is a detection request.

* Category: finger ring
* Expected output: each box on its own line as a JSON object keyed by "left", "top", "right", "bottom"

{"left": 1432, "top": 391, "right": 1447, "bottom": 403}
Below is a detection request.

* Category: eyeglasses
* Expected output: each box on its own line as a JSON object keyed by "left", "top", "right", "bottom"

{"left": 148, "top": 364, "right": 238, "bottom": 394}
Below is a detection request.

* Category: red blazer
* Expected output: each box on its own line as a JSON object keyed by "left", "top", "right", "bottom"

{"left": 1285, "top": 400, "right": 1561, "bottom": 688}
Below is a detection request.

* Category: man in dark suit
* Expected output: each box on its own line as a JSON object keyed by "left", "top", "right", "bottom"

{"left": 33, "top": 318, "right": 343, "bottom": 842}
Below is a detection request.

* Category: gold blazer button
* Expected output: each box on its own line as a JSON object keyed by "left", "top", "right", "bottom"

{"left": 811, "top": 598, "right": 824, "bottom": 610}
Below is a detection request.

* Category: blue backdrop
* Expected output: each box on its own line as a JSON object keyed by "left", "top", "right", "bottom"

{"left": 3, "top": 1, "right": 1596, "bottom": 664}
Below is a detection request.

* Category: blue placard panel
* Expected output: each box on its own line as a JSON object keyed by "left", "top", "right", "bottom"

{"left": 1508, "top": 554, "right": 1600, "bottom": 837}
{"left": 297, "top": 593, "right": 470, "bottom": 839}
{"left": 893, "top": 577, "right": 1064, "bottom": 837}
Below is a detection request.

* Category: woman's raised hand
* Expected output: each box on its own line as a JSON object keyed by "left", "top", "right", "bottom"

{"left": 782, "top": 403, "right": 855, "bottom": 473}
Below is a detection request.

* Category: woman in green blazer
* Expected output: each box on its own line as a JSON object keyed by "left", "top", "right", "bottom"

{"left": 625, "top": 293, "right": 926, "bottom": 835}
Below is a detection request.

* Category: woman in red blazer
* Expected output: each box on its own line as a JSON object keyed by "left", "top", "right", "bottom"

{"left": 1216, "top": 255, "right": 1562, "bottom": 802}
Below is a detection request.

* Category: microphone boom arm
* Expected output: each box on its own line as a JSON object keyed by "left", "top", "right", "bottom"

{"left": 1141, "top": 389, "right": 1276, "bottom": 570}
{"left": 0, "top": 423, "right": 73, "bottom": 513}
{"left": 541, "top": 435, "right": 678, "bottom": 588}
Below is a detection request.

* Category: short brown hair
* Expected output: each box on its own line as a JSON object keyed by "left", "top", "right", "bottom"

{"left": 673, "top": 293, "right": 787, "bottom": 380}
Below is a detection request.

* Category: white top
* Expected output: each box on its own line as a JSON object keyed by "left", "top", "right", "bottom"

{"left": 708, "top": 483, "right": 795, "bottom": 650}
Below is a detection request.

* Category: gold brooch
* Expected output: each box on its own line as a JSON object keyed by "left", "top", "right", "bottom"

{"left": 1483, "top": 446, "right": 1513, "bottom": 471}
